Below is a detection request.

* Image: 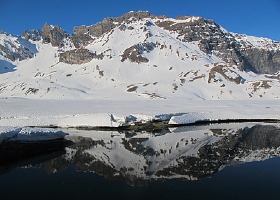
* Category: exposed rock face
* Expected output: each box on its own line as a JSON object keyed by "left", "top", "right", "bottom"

{"left": 72, "top": 11, "right": 155, "bottom": 48}
{"left": 242, "top": 48, "right": 280, "bottom": 74}
{"left": 59, "top": 49, "right": 94, "bottom": 64}
{"left": 156, "top": 17, "right": 244, "bottom": 68}
{"left": 42, "top": 23, "right": 68, "bottom": 47}
{"left": 121, "top": 42, "right": 155, "bottom": 63}
{"left": 22, "top": 29, "right": 42, "bottom": 41}
{"left": 72, "top": 26, "right": 94, "bottom": 48}
{"left": 207, "top": 62, "right": 246, "bottom": 85}
{"left": 88, "top": 18, "right": 115, "bottom": 38}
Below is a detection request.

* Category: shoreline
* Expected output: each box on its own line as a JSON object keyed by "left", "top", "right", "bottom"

{"left": 27, "top": 118, "right": 280, "bottom": 132}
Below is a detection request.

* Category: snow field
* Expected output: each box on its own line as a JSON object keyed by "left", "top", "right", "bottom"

{"left": 0, "top": 98, "right": 279, "bottom": 128}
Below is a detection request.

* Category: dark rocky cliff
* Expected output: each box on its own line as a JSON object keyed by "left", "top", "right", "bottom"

{"left": 242, "top": 48, "right": 280, "bottom": 74}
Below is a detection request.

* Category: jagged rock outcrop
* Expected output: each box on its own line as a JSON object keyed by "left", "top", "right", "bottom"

{"left": 121, "top": 42, "right": 155, "bottom": 63}
{"left": 22, "top": 29, "right": 42, "bottom": 41}
{"left": 42, "top": 23, "right": 68, "bottom": 47}
{"left": 72, "top": 26, "right": 94, "bottom": 48}
{"left": 59, "top": 49, "right": 94, "bottom": 64}
{"left": 207, "top": 62, "right": 245, "bottom": 84}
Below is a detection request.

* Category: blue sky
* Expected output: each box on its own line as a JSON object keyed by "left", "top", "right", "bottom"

{"left": 1, "top": 0, "right": 280, "bottom": 40}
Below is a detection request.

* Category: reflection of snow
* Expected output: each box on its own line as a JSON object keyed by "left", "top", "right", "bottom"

{"left": 0, "top": 126, "right": 67, "bottom": 142}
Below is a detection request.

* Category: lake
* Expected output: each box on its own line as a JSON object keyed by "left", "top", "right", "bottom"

{"left": 1, "top": 122, "right": 280, "bottom": 200}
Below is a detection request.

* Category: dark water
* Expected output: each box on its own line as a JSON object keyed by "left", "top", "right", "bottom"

{"left": 1, "top": 123, "right": 280, "bottom": 200}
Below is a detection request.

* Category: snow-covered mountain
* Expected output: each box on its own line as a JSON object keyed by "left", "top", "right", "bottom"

{"left": 1, "top": 11, "right": 280, "bottom": 100}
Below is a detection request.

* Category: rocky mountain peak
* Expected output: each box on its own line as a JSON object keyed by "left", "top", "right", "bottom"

{"left": 42, "top": 23, "right": 68, "bottom": 47}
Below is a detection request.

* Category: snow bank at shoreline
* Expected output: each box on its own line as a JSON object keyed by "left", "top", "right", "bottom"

{"left": 0, "top": 98, "right": 280, "bottom": 128}
{"left": 168, "top": 111, "right": 279, "bottom": 125}
{"left": 0, "top": 126, "right": 68, "bottom": 142}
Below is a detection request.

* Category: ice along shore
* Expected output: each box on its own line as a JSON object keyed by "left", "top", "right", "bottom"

{"left": 0, "top": 98, "right": 280, "bottom": 129}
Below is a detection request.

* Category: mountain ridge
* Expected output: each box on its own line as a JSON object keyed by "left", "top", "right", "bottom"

{"left": 0, "top": 11, "right": 280, "bottom": 100}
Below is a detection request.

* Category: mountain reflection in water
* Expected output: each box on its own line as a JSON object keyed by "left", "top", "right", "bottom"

{"left": 2, "top": 123, "right": 279, "bottom": 186}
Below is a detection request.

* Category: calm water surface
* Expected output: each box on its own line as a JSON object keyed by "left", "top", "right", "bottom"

{"left": 1, "top": 123, "right": 280, "bottom": 200}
